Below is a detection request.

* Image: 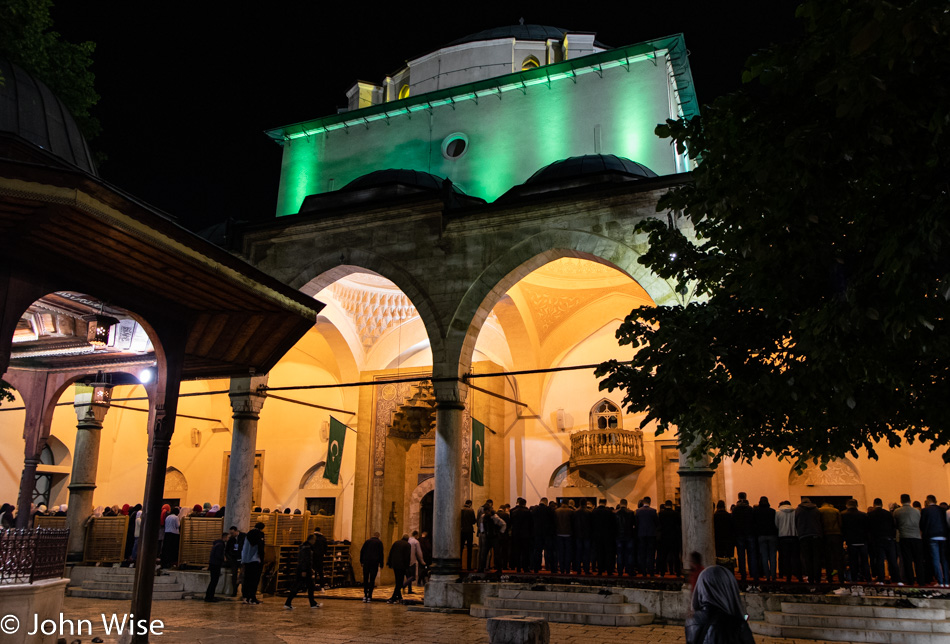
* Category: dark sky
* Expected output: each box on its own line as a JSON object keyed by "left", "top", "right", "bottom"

{"left": 51, "top": 2, "right": 802, "bottom": 232}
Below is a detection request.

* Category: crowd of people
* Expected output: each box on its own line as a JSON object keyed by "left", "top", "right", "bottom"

{"left": 714, "top": 492, "right": 950, "bottom": 587}
{"left": 462, "top": 496, "right": 682, "bottom": 577}
{"left": 461, "top": 492, "right": 950, "bottom": 588}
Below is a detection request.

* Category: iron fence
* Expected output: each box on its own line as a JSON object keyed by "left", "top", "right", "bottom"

{"left": 0, "top": 528, "right": 69, "bottom": 584}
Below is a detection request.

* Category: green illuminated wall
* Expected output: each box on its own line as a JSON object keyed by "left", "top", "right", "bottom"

{"left": 275, "top": 49, "right": 682, "bottom": 217}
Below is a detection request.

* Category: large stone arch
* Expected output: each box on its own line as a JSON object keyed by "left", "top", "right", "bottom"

{"left": 440, "top": 230, "right": 678, "bottom": 380}
{"left": 289, "top": 249, "right": 446, "bottom": 366}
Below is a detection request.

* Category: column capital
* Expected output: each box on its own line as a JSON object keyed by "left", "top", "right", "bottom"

{"left": 229, "top": 374, "right": 269, "bottom": 419}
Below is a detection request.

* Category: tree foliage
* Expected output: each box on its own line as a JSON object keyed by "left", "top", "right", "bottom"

{"left": 0, "top": 0, "right": 99, "bottom": 138}
{"left": 597, "top": 0, "right": 950, "bottom": 469}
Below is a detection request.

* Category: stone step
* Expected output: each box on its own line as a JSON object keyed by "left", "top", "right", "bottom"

{"left": 781, "top": 601, "right": 949, "bottom": 621}
{"left": 751, "top": 621, "right": 950, "bottom": 644}
{"left": 470, "top": 604, "right": 654, "bottom": 627}
{"left": 67, "top": 588, "right": 184, "bottom": 601}
{"left": 497, "top": 588, "right": 624, "bottom": 604}
{"left": 766, "top": 611, "right": 950, "bottom": 633}
{"left": 485, "top": 597, "right": 641, "bottom": 615}
{"left": 92, "top": 572, "right": 179, "bottom": 584}
{"left": 81, "top": 580, "right": 185, "bottom": 593}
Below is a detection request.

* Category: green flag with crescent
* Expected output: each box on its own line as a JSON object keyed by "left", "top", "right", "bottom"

{"left": 471, "top": 418, "right": 485, "bottom": 486}
{"left": 324, "top": 416, "right": 346, "bottom": 484}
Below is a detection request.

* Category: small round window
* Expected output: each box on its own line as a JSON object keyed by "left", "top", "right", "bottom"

{"left": 441, "top": 133, "right": 469, "bottom": 160}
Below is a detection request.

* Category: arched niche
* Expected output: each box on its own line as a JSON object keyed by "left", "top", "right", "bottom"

{"left": 788, "top": 458, "right": 866, "bottom": 508}
{"left": 163, "top": 467, "right": 188, "bottom": 504}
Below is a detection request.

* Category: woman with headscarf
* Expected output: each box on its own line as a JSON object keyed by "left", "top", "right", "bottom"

{"left": 0, "top": 503, "right": 15, "bottom": 528}
{"left": 241, "top": 521, "right": 266, "bottom": 604}
{"left": 209, "top": 504, "right": 220, "bottom": 516}
{"left": 157, "top": 503, "right": 171, "bottom": 565}
{"left": 686, "top": 566, "right": 755, "bottom": 644}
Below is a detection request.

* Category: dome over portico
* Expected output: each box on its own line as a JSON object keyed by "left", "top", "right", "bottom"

{"left": 0, "top": 59, "right": 98, "bottom": 176}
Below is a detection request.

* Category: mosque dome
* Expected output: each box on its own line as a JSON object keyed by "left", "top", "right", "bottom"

{"left": 342, "top": 169, "right": 467, "bottom": 195}
{"left": 0, "top": 59, "right": 98, "bottom": 176}
{"left": 526, "top": 154, "right": 658, "bottom": 184}
{"left": 499, "top": 154, "right": 658, "bottom": 201}
{"left": 299, "top": 169, "right": 482, "bottom": 215}
{"left": 447, "top": 24, "right": 607, "bottom": 49}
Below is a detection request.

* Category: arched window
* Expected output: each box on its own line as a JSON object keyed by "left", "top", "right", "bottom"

{"left": 522, "top": 55, "right": 541, "bottom": 71}
{"left": 398, "top": 84, "right": 410, "bottom": 100}
{"left": 589, "top": 398, "right": 622, "bottom": 430}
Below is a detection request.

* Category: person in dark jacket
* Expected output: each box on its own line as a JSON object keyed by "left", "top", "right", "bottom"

{"left": 921, "top": 495, "right": 948, "bottom": 586}
{"left": 841, "top": 499, "right": 871, "bottom": 582}
{"left": 592, "top": 498, "right": 617, "bottom": 575}
{"left": 636, "top": 497, "right": 659, "bottom": 576}
{"left": 360, "top": 531, "right": 384, "bottom": 601}
{"left": 713, "top": 501, "right": 735, "bottom": 564}
{"left": 205, "top": 532, "right": 227, "bottom": 602}
{"left": 312, "top": 527, "right": 328, "bottom": 590}
{"left": 731, "top": 493, "right": 758, "bottom": 581}
{"left": 530, "top": 497, "right": 555, "bottom": 573}
{"left": 225, "top": 525, "right": 244, "bottom": 597}
{"left": 657, "top": 500, "right": 682, "bottom": 576}
{"left": 753, "top": 497, "right": 778, "bottom": 581}
{"left": 573, "top": 501, "right": 593, "bottom": 574}
{"left": 867, "top": 498, "right": 900, "bottom": 583}
{"left": 387, "top": 534, "right": 412, "bottom": 604}
{"left": 284, "top": 533, "right": 322, "bottom": 609}
{"left": 496, "top": 504, "right": 511, "bottom": 570}
{"left": 241, "top": 522, "right": 266, "bottom": 604}
{"left": 555, "top": 500, "right": 575, "bottom": 574}
{"left": 460, "top": 500, "right": 477, "bottom": 570}
{"left": 616, "top": 499, "right": 637, "bottom": 576}
{"left": 685, "top": 565, "right": 755, "bottom": 644}
{"left": 509, "top": 498, "right": 533, "bottom": 573}
{"left": 795, "top": 498, "right": 822, "bottom": 583}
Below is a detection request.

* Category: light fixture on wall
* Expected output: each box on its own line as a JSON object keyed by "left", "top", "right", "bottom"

{"left": 320, "top": 420, "right": 329, "bottom": 441}
{"left": 190, "top": 427, "right": 202, "bottom": 448}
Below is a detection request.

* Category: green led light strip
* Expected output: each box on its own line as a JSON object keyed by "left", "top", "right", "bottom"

{"left": 281, "top": 50, "right": 665, "bottom": 141}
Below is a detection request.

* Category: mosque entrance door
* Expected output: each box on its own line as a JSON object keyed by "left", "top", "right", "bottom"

{"left": 420, "top": 491, "right": 433, "bottom": 535}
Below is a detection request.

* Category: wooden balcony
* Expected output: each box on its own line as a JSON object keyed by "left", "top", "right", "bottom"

{"left": 569, "top": 428, "right": 645, "bottom": 478}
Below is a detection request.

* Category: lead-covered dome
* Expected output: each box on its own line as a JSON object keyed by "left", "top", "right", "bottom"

{"left": 0, "top": 59, "right": 98, "bottom": 176}
{"left": 526, "top": 155, "right": 657, "bottom": 184}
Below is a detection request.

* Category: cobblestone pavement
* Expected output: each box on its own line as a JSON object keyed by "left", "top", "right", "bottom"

{"left": 53, "top": 595, "right": 860, "bottom": 644}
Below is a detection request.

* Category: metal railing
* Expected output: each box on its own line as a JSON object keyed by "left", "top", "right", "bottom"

{"left": 0, "top": 528, "right": 69, "bottom": 584}
{"left": 569, "top": 428, "right": 646, "bottom": 468}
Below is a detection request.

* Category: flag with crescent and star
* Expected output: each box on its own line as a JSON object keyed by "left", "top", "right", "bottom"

{"left": 471, "top": 418, "right": 485, "bottom": 486}
{"left": 324, "top": 416, "right": 346, "bottom": 484}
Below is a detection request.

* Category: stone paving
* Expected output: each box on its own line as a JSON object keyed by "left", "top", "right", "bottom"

{"left": 53, "top": 594, "right": 864, "bottom": 644}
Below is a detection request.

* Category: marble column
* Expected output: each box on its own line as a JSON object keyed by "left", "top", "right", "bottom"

{"left": 431, "top": 393, "right": 464, "bottom": 578}
{"left": 678, "top": 437, "right": 716, "bottom": 570}
{"left": 66, "top": 379, "right": 112, "bottom": 560}
{"left": 223, "top": 374, "right": 268, "bottom": 533}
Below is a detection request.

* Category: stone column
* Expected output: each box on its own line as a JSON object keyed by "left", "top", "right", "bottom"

{"left": 223, "top": 374, "right": 268, "bottom": 533}
{"left": 678, "top": 436, "right": 716, "bottom": 570}
{"left": 431, "top": 393, "right": 464, "bottom": 578}
{"left": 66, "top": 379, "right": 112, "bottom": 560}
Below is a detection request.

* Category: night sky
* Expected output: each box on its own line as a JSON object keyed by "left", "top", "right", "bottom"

{"left": 50, "top": 2, "right": 802, "bottom": 233}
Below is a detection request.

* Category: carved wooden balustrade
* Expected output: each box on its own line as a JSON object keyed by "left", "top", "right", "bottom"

{"left": 569, "top": 428, "right": 645, "bottom": 470}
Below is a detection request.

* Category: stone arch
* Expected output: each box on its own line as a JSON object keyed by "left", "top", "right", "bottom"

{"left": 299, "top": 461, "right": 341, "bottom": 490}
{"left": 163, "top": 467, "right": 188, "bottom": 498}
{"left": 289, "top": 249, "right": 446, "bottom": 366}
{"left": 407, "top": 476, "right": 435, "bottom": 535}
{"left": 440, "top": 230, "right": 678, "bottom": 381}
